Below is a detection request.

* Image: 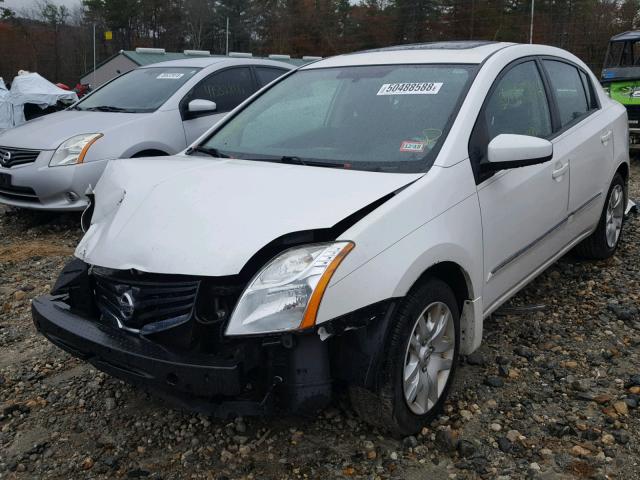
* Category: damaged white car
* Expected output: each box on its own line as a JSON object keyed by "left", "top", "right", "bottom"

{"left": 33, "top": 41, "right": 630, "bottom": 435}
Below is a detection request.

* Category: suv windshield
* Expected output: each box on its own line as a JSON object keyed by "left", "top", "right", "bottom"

{"left": 76, "top": 67, "right": 200, "bottom": 113}
{"left": 605, "top": 40, "right": 640, "bottom": 68}
{"left": 202, "top": 64, "right": 476, "bottom": 173}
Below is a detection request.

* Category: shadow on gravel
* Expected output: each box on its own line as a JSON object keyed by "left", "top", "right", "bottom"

{"left": 0, "top": 207, "right": 82, "bottom": 233}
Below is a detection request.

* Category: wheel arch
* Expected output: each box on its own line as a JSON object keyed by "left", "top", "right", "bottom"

{"left": 614, "top": 161, "right": 630, "bottom": 204}
{"left": 406, "top": 260, "right": 483, "bottom": 355}
{"left": 409, "top": 261, "right": 473, "bottom": 313}
{"left": 132, "top": 149, "right": 170, "bottom": 158}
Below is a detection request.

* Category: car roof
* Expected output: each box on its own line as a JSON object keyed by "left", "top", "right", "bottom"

{"left": 139, "top": 57, "right": 296, "bottom": 70}
{"left": 610, "top": 30, "right": 640, "bottom": 42}
{"left": 303, "top": 41, "right": 515, "bottom": 69}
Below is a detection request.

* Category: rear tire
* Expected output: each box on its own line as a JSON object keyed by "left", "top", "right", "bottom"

{"left": 349, "top": 278, "right": 459, "bottom": 436}
{"left": 575, "top": 173, "right": 626, "bottom": 260}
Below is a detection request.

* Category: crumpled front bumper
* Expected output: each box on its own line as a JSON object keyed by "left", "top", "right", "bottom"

{"left": 32, "top": 294, "right": 334, "bottom": 416}
{"left": 32, "top": 295, "right": 244, "bottom": 392}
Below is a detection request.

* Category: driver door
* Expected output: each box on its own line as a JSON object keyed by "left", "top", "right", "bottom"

{"left": 472, "top": 59, "right": 570, "bottom": 312}
{"left": 182, "top": 67, "right": 257, "bottom": 145}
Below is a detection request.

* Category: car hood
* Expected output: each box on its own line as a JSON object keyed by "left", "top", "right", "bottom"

{"left": 0, "top": 110, "right": 147, "bottom": 150}
{"left": 76, "top": 156, "right": 422, "bottom": 276}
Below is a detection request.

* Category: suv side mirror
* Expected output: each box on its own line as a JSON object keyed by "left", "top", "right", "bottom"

{"left": 483, "top": 134, "right": 553, "bottom": 172}
{"left": 188, "top": 99, "right": 217, "bottom": 115}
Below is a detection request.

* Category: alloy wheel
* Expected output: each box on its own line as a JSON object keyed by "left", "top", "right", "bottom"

{"left": 605, "top": 184, "right": 624, "bottom": 248}
{"left": 403, "top": 301, "right": 455, "bottom": 415}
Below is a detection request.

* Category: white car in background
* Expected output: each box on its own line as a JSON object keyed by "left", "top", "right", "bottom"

{"left": 33, "top": 41, "right": 629, "bottom": 435}
{"left": 0, "top": 57, "right": 293, "bottom": 210}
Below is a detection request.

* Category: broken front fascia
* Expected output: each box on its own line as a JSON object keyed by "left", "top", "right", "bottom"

{"left": 32, "top": 257, "right": 397, "bottom": 416}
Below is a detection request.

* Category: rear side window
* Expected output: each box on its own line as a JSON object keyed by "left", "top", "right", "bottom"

{"left": 187, "top": 67, "right": 256, "bottom": 113}
{"left": 483, "top": 61, "right": 552, "bottom": 141}
{"left": 578, "top": 70, "right": 598, "bottom": 110}
{"left": 255, "top": 67, "right": 287, "bottom": 87}
{"left": 543, "top": 60, "right": 589, "bottom": 127}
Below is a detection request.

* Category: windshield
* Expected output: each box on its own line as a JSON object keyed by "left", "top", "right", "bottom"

{"left": 76, "top": 67, "right": 200, "bottom": 113}
{"left": 202, "top": 64, "right": 476, "bottom": 173}
{"left": 605, "top": 40, "right": 640, "bottom": 68}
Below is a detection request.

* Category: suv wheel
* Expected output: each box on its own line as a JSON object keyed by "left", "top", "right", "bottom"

{"left": 350, "top": 278, "right": 459, "bottom": 436}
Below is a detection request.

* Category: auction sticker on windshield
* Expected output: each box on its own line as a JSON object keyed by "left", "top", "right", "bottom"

{"left": 377, "top": 82, "right": 443, "bottom": 95}
{"left": 157, "top": 73, "right": 185, "bottom": 80}
{"left": 400, "top": 140, "right": 426, "bottom": 153}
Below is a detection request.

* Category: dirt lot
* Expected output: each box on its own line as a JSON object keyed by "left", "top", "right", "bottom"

{"left": 1, "top": 162, "right": 639, "bottom": 480}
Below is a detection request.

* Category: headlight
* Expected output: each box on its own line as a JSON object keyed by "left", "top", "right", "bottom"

{"left": 225, "top": 241, "right": 354, "bottom": 336}
{"left": 49, "top": 133, "right": 103, "bottom": 167}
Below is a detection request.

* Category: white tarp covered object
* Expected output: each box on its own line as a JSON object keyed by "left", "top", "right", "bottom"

{"left": 0, "top": 78, "right": 11, "bottom": 131}
{"left": 0, "top": 72, "right": 78, "bottom": 128}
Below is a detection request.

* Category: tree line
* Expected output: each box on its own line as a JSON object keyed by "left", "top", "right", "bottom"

{"left": 0, "top": 0, "right": 638, "bottom": 86}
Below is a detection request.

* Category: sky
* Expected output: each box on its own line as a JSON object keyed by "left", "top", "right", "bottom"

{"left": 4, "top": 0, "right": 81, "bottom": 11}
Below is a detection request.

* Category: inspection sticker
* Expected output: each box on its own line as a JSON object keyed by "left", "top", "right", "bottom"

{"left": 400, "top": 140, "right": 426, "bottom": 153}
{"left": 157, "top": 73, "right": 185, "bottom": 80}
{"left": 377, "top": 82, "right": 442, "bottom": 95}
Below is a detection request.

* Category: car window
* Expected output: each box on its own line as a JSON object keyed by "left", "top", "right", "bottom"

{"left": 76, "top": 67, "right": 199, "bottom": 113}
{"left": 255, "top": 67, "right": 287, "bottom": 87}
{"left": 186, "top": 67, "right": 256, "bottom": 113}
{"left": 202, "top": 64, "right": 476, "bottom": 173}
{"left": 578, "top": 69, "right": 598, "bottom": 110}
{"left": 621, "top": 40, "right": 637, "bottom": 67}
{"left": 605, "top": 42, "right": 624, "bottom": 68}
{"left": 543, "top": 60, "right": 589, "bottom": 127}
{"left": 483, "top": 61, "right": 552, "bottom": 141}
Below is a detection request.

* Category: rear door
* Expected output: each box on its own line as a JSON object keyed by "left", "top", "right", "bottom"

{"left": 181, "top": 67, "right": 257, "bottom": 145}
{"left": 540, "top": 59, "right": 612, "bottom": 237}
{"left": 470, "top": 59, "right": 570, "bottom": 312}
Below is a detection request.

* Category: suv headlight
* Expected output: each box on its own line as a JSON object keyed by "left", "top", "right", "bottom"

{"left": 49, "top": 133, "right": 103, "bottom": 167}
{"left": 225, "top": 242, "right": 354, "bottom": 336}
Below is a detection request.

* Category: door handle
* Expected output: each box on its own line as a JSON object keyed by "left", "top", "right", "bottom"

{"left": 552, "top": 162, "right": 569, "bottom": 179}
{"left": 601, "top": 131, "right": 612, "bottom": 144}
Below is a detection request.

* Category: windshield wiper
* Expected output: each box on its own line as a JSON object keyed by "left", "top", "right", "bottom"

{"left": 279, "top": 156, "right": 347, "bottom": 169}
{"left": 185, "top": 146, "right": 228, "bottom": 158}
{"left": 84, "top": 106, "right": 131, "bottom": 112}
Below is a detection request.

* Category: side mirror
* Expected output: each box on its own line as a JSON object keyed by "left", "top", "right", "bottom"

{"left": 483, "top": 134, "right": 553, "bottom": 172}
{"left": 188, "top": 99, "right": 217, "bottom": 115}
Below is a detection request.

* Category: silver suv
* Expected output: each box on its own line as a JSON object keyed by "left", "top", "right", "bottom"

{"left": 0, "top": 57, "right": 292, "bottom": 211}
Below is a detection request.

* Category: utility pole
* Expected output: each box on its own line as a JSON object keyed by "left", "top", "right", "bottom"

{"left": 225, "top": 17, "right": 229, "bottom": 55}
{"left": 92, "top": 23, "right": 96, "bottom": 86}
{"left": 529, "top": 0, "right": 535, "bottom": 44}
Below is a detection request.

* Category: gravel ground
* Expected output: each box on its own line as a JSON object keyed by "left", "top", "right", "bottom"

{"left": 0, "top": 161, "right": 639, "bottom": 480}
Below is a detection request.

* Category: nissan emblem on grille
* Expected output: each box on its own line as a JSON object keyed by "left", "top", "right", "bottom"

{"left": 0, "top": 150, "right": 10, "bottom": 167}
{"left": 117, "top": 290, "right": 136, "bottom": 321}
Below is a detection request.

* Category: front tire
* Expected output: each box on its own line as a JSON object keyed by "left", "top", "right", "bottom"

{"left": 575, "top": 173, "right": 626, "bottom": 259}
{"left": 350, "top": 278, "right": 459, "bottom": 436}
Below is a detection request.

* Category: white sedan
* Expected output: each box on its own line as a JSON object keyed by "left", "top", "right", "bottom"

{"left": 33, "top": 41, "right": 629, "bottom": 435}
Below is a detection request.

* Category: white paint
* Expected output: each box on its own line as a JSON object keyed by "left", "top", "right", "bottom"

{"left": 68, "top": 42, "right": 627, "bottom": 356}
{"left": 487, "top": 134, "right": 552, "bottom": 164}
